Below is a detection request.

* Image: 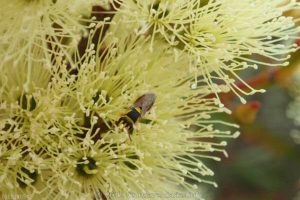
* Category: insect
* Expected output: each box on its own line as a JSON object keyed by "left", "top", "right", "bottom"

{"left": 116, "top": 93, "right": 156, "bottom": 139}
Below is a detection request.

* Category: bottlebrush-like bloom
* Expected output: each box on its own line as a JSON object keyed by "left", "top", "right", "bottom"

{"left": 0, "top": 0, "right": 109, "bottom": 67}
{"left": 0, "top": 28, "right": 238, "bottom": 199}
{"left": 112, "top": 0, "right": 300, "bottom": 106}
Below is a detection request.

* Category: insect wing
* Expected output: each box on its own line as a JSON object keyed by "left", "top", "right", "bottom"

{"left": 132, "top": 93, "right": 156, "bottom": 116}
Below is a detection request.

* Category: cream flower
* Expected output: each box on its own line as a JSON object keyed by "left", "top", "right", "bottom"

{"left": 42, "top": 31, "right": 239, "bottom": 199}
{"left": 0, "top": 0, "right": 109, "bottom": 68}
{"left": 0, "top": 49, "right": 83, "bottom": 199}
{"left": 112, "top": 0, "right": 300, "bottom": 106}
{"left": 0, "top": 28, "right": 238, "bottom": 199}
{"left": 0, "top": 54, "right": 50, "bottom": 197}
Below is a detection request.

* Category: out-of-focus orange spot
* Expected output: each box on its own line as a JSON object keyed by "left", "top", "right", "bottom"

{"left": 233, "top": 101, "right": 261, "bottom": 125}
{"left": 274, "top": 65, "right": 300, "bottom": 87}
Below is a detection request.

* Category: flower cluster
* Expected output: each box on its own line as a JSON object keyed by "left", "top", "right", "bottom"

{"left": 0, "top": 0, "right": 111, "bottom": 67}
{"left": 0, "top": 0, "right": 299, "bottom": 200}
{"left": 0, "top": 29, "right": 238, "bottom": 199}
{"left": 114, "top": 0, "right": 300, "bottom": 105}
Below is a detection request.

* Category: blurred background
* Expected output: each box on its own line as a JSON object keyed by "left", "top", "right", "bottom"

{"left": 211, "top": 83, "right": 300, "bottom": 200}
{"left": 203, "top": 27, "right": 300, "bottom": 200}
